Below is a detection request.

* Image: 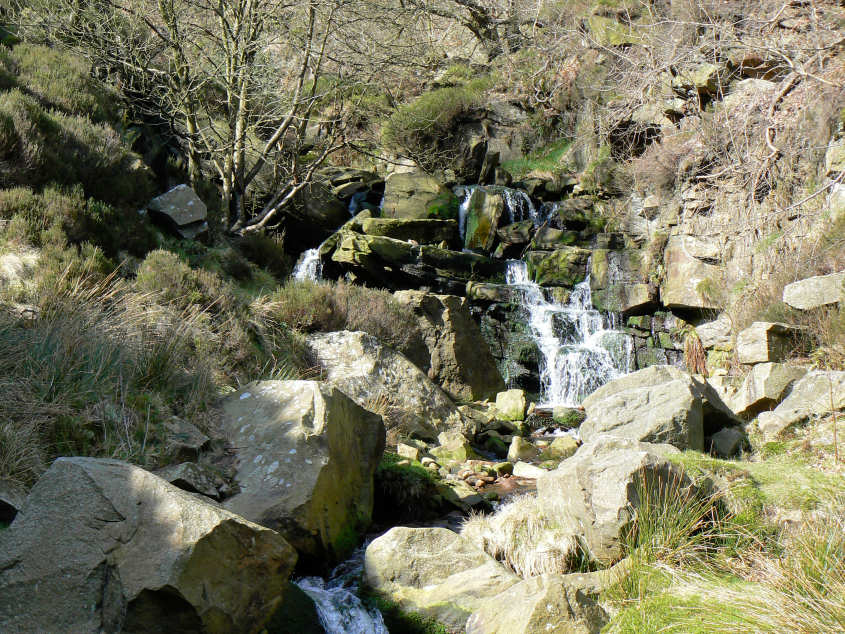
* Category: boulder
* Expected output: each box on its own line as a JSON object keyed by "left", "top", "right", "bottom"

{"left": 727, "top": 363, "right": 808, "bottom": 418}
{"left": 466, "top": 280, "right": 523, "bottom": 303}
{"left": 306, "top": 331, "right": 467, "bottom": 442}
{"left": 498, "top": 220, "right": 534, "bottom": 246}
{"left": 756, "top": 371, "right": 845, "bottom": 439}
{"left": 496, "top": 389, "right": 527, "bottom": 421}
{"left": 154, "top": 462, "right": 225, "bottom": 499}
{"left": 463, "top": 188, "right": 504, "bottom": 251}
{"left": 710, "top": 427, "right": 748, "bottom": 458}
{"left": 782, "top": 271, "right": 845, "bottom": 310}
{"left": 163, "top": 417, "right": 210, "bottom": 461}
{"left": 466, "top": 572, "right": 610, "bottom": 634}
{"left": 360, "top": 217, "right": 459, "bottom": 245}
{"left": 0, "top": 457, "right": 296, "bottom": 633}
{"left": 394, "top": 290, "right": 505, "bottom": 401}
{"left": 525, "top": 247, "right": 591, "bottom": 287}
{"left": 545, "top": 435, "right": 580, "bottom": 460}
{"left": 147, "top": 184, "right": 208, "bottom": 239}
{"left": 382, "top": 171, "right": 458, "bottom": 220}
{"left": 296, "top": 179, "right": 350, "bottom": 233}
{"left": 0, "top": 479, "right": 26, "bottom": 523}
{"left": 660, "top": 236, "right": 724, "bottom": 310}
{"left": 537, "top": 436, "right": 688, "bottom": 563}
{"left": 430, "top": 430, "right": 478, "bottom": 464}
{"left": 512, "top": 462, "right": 547, "bottom": 478}
{"left": 221, "top": 380, "right": 385, "bottom": 563}
{"left": 580, "top": 365, "right": 738, "bottom": 451}
{"left": 736, "top": 322, "right": 802, "bottom": 364}
{"left": 363, "top": 527, "right": 519, "bottom": 630}
{"left": 695, "top": 313, "right": 733, "bottom": 349}
{"left": 507, "top": 436, "right": 539, "bottom": 462}
{"left": 397, "top": 443, "right": 422, "bottom": 462}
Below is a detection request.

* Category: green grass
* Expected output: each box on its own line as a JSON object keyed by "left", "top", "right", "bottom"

{"left": 501, "top": 139, "right": 572, "bottom": 178}
{"left": 373, "top": 452, "right": 444, "bottom": 522}
{"left": 363, "top": 595, "right": 447, "bottom": 634}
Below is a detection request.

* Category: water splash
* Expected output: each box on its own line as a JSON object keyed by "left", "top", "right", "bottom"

{"left": 295, "top": 548, "right": 388, "bottom": 634}
{"left": 293, "top": 248, "right": 322, "bottom": 281}
{"left": 506, "top": 260, "right": 633, "bottom": 406}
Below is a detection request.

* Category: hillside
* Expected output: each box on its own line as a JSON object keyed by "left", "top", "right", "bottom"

{"left": 0, "top": 2, "right": 843, "bottom": 633}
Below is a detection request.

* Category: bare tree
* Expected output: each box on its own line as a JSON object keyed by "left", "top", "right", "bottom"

{"left": 22, "top": 0, "right": 349, "bottom": 232}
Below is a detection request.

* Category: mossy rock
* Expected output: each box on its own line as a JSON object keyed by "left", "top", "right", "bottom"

{"left": 265, "top": 583, "right": 323, "bottom": 634}
{"left": 525, "top": 247, "right": 591, "bottom": 287}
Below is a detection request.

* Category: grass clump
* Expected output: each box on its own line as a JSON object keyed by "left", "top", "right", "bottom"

{"left": 381, "top": 80, "right": 489, "bottom": 174}
{"left": 373, "top": 451, "right": 443, "bottom": 522}
{"left": 461, "top": 495, "right": 587, "bottom": 577}
{"left": 261, "top": 279, "right": 423, "bottom": 359}
{"left": 501, "top": 139, "right": 572, "bottom": 179}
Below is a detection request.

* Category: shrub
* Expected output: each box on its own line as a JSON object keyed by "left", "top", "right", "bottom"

{"left": 381, "top": 81, "right": 488, "bottom": 173}
{"left": 0, "top": 186, "right": 157, "bottom": 256}
{"left": 10, "top": 43, "right": 117, "bottom": 122}
{"left": 236, "top": 231, "right": 292, "bottom": 280}
{"left": 263, "top": 279, "right": 423, "bottom": 357}
{"left": 0, "top": 89, "right": 153, "bottom": 207}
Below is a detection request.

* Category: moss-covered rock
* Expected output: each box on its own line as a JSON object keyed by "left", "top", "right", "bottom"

{"left": 525, "top": 247, "right": 590, "bottom": 287}
{"left": 360, "top": 217, "right": 459, "bottom": 245}
{"left": 382, "top": 171, "right": 459, "bottom": 220}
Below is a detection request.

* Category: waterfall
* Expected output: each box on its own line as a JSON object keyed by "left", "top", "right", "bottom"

{"left": 293, "top": 248, "right": 322, "bottom": 281}
{"left": 455, "top": 186, "right": 546, "bottom": 242}
{"left": 295, "top": 548, "right": 388, "bottom": 634}
{"left": 506, "top": 260, "right": 633, "bottom": 406}
{"left": 457, "top": 185, "right": 478, "bottom": 239}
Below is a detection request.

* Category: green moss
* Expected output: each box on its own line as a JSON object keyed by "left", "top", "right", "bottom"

{"left": 374, "top": 452, "right": 444, "bottom": 522}
{"left": 364, "top": 595, "right": 448, "bottom": 634}
{"left": 501, "top": 139, "right": 573, "bottom": 179}
{"left": 426, "top": 191, "right": 459, "bottom": 220}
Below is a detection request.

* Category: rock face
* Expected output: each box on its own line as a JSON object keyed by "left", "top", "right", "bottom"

{"left": 782, "top": 271, "right": 845, "bottom": 310}
{"left": 466, "top": 572, "right": 610, "bottom": 634}
{"left": 736, "top": 321, "right": 802, "bottom": 364}
{"left": 147, "top": 184, "right": 208, "bottom": 239}
{"left": 463, "top": 188, "right": 504, "bottom": 251}
{"left": 394, "top": 290, "right": 505, "bottom": 401}
{"left": 590, "top": 248, "right": 657, "bottom": 314}
{"left": 727, "top": 363, "right": 808, "bottom": 418}
{"left": 363, "top": 526, "right": 519, "bottom": 630}
{"left": 660, "top": 235, "right": 723, "bottom": 310}
{"left": 306, "top": 330, "right": 466, "bottom": 442}
{"left": 0, "top": 457, "right": 296, "bottom": 634}
{"left": 537, "top": 435, "right": 688, "bottom": 563}
{"left": 695, "top": 313, "right": 733, "bottom": 350}
{"left": 756, "top": 371, "right": 845, "bottom": 439}
{"left": 580, "top": 365, "right": 737, "bottom": 451}
{"left": 381, "top": 171, "right": 458, "bottom": 220}
{"left": 221, "top": 380, "right": 385, "bottom": 563}
{"left": 360, "top": 217, "right": 459, "bottom": 246}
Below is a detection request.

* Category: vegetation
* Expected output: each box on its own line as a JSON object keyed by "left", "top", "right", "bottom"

{"left": 373, "top": 451, "right": 444, "bottom": 522}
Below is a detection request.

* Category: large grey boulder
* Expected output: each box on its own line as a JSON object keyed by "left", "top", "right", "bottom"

{"left": 363, "top": 526, "right": 519, "bottom": 631}
{"left": 727, "top": 363, "right": 808, "bottom": 419}
{"left": 660, "top": 235, "right": 723, "bottom": 309}
{"left": 537, "top": 435, "right": 689, "bottom": 564}
{"left": 466, "top": 569, "right": 619, "bottom": 634}
{"left": 580, "top": 365, "right": 737, "bottom": 451}
{"left": 783, "top": 271, "right": 845, "bottom": 310}
{"left": 0, "top": 457, "right": 296, "bottom": 633}
{"left": 147, "top": 184, "right": 208, "bottom": 239}
{"left": 221, "top": 380, "right": 385, "bottom": 564}
{"left": 381, "top": 171, "right": 458, "bottom": 220}
{"left": 736, "top": 321, "right": 802, "bottom": 364}
{"left": 394, "top": 290, "right": 505, "bottom": 401}
{"left": 757, "top": 371, "right": 845, "bottom": 439}
{"left": 695, "top": 313, "right": 733, "bottom": 349}
{"left": 306, "top": 330, "right": 467, "bottom": 442}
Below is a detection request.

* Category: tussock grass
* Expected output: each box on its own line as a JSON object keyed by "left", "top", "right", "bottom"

{"left": 461, "top": 495, "right": 585, "bottom": 577}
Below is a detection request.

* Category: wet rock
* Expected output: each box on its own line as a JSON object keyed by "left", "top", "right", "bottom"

{"left": 525, "top": 247, "right": 591, "bottom": 287}
{"left": 382, "top": 171, "right": 458, "bottom": 220}
{"left": 0, "top": 457, "right": 296, "bottom": 633}
{"left": 363, "top": 527, "right": 519, "bottom": 630}
{"left": 496, "top": 389, "right": 527, "bottom": 421}
{"left": 306, "top": 330, "right": 467, "bottom": 442}
{"left": 463, "top": 188, "right": 505, "bottom": 251}
{"left": 221, "top": 380, "right": 385, "bottom": 564}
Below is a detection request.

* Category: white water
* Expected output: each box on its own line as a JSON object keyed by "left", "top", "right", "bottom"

{"left": 295, "top": 549, "right": 388, "bottom": 634}
{"left": 506, "top": 260, "right": 633, "bottom": 406}
{"left": 293, "top": 248, "right": 322, "bottom": 281}
{"left": 456, "top": 186, "right": 549, "bottom": 242}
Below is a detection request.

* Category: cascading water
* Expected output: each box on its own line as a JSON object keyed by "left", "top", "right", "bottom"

{"left": 294, "top": 548, "right": 388, "bottom": 634}
{"left": 505, "top": 259, "right": 633, "bottom": 406}
{"left": 455, "top": 186, "right": 552, "bottom": 242}
{"left": 293, "top": 248, "right": 323, "bottom": 281}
